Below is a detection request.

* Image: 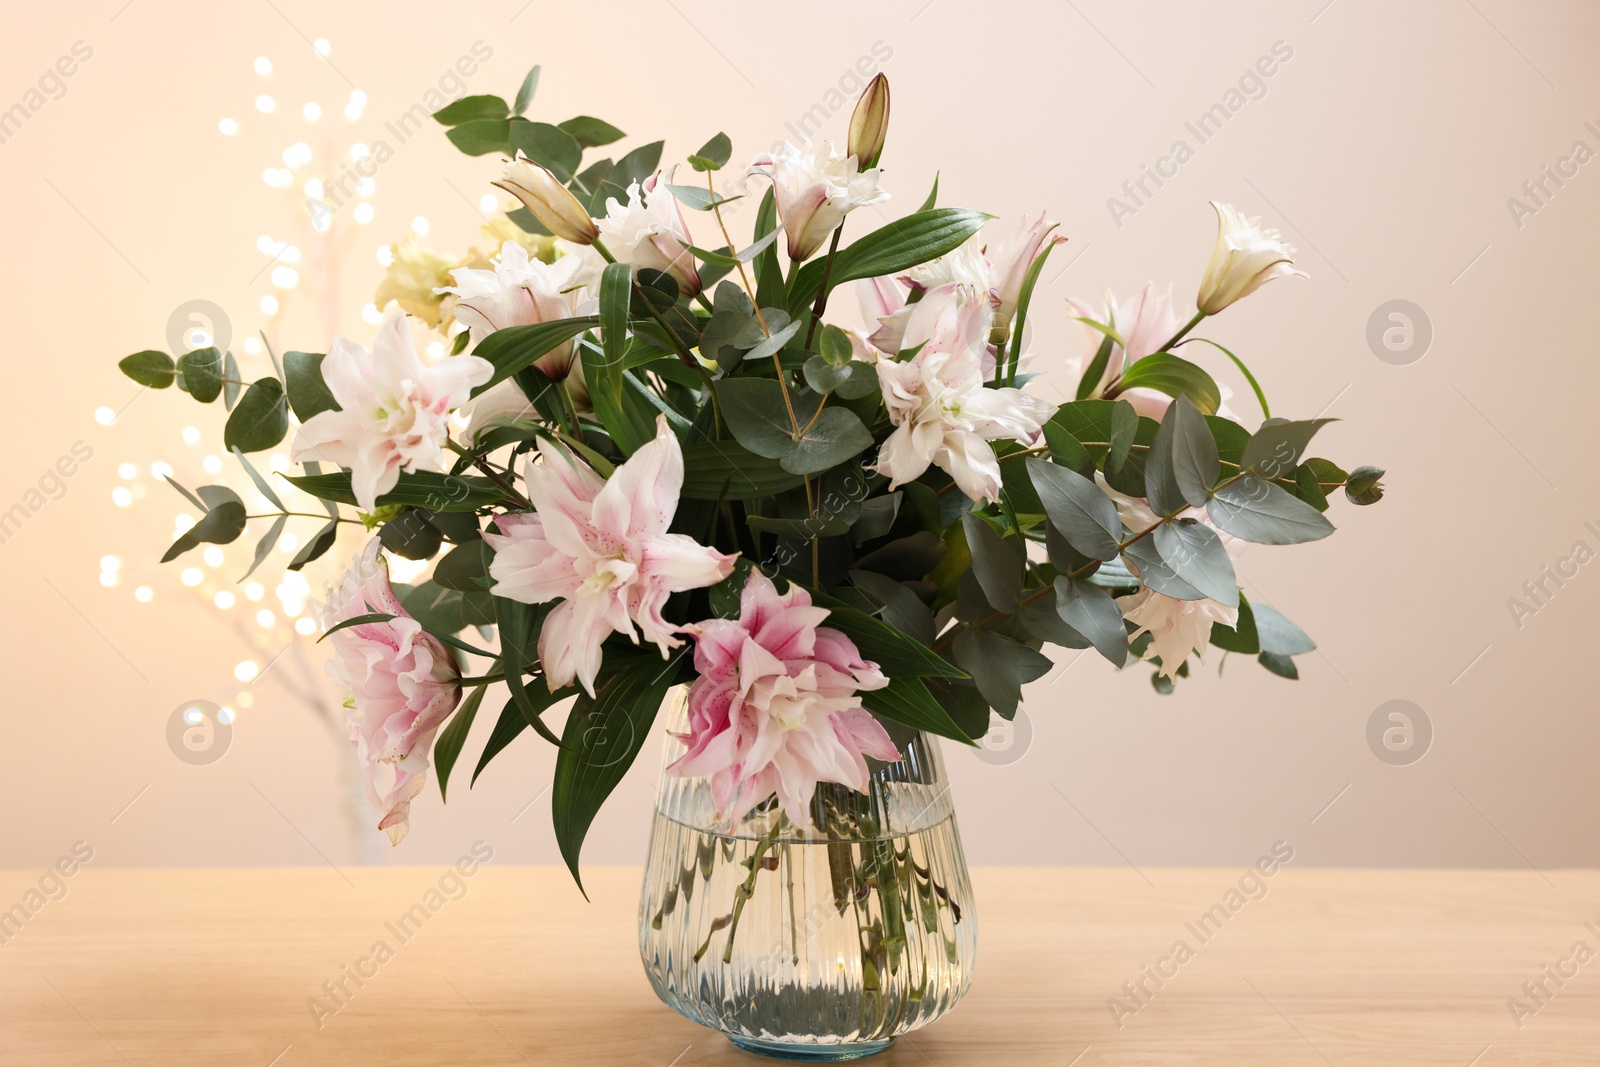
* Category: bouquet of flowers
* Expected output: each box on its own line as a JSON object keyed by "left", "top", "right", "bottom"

{"left": 117, "top": 66, "right": 1383, "bottom": 887}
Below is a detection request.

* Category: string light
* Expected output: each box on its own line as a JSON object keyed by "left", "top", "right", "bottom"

{"left": 134, "top": 586, "right": 154, "bottom": 603}
{"left": 219, "top": 118, "right": 239, "bottom": 136}
{"left": 235, "top": 661, "right": 260, "bottom": 682}
{"left": 95, "top": 407, "right": 116, "bottom": 425}
{"left": 303, "top": 102, "right": 322, "bottom": 121}
{"left": 253, "top": 56, "right": 272, "bottom": 76}
{"left": 255, "top": 95, "right": 276, "bottom": 113}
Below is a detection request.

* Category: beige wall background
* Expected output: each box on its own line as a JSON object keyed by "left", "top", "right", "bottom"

{"left": 2, "top": 0, "right": 1595, "bottom": 874}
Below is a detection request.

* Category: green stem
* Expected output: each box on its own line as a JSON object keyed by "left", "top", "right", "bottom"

{"left": 802, "top": 225, "right": 845, "bottom": 348}
{"left": 1157, "top": 309, "right": 1206, "bottom": 353}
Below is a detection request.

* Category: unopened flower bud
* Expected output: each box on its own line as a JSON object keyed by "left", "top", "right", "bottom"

{"left": 848, "top": 74, "right": 891, "bottom": 168}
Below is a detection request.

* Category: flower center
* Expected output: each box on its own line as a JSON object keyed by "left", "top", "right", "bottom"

{"left": 579, "top": 555, "right": 637, "bottom": 596}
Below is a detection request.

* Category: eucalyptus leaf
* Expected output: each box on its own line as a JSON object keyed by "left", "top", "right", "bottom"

{"left": 1027, "top": 458, "right": 1122, "bottom": 561}
{"left": 1241, "top": 417, "right": 1336, "bottom": 477}
{"left": 558, "top": 115, "right": 625, "bottom": 147}
{"left": 177, "top": 347, "right": 223, "bottom": 402}
{"left": 119, "top": 350, "right": 176, "bottom": 389}
{"left": 224, "top": 378, "right": 289, "bottom": 453}
{"left": 283, "top": 350, "right": 338, "bottom": 421}
{"left": 1165, "top": 395, "right": 1220, "bottom": 506}
{"left": 512, "top": 65, "right": 540, "bottom": 116}
{"left": 508, "top": 121, "right": 582, "bottom": 182}
{"left": 952, "top": 629, "right": 1053, "bottom": 719}
{"left": 688, "top": 131, "right": 731, "bottom": 171}
{"left": 240, "top": 513, "right": 288, "bottom": 581}
{"left": 1152, "top": 519, "right": 1238, "bottom": 608}
{"left": 1208, "top": 475, "right": 1335, "bottom": 544}
{"left": 1054, "top": 577, "right": 1128, "bottom": 666}
{"left": 961, "top": 513, "right": 1023, "bottom": 612}
{"left": 433, "top": 94, "right": 509, "bottom": 126}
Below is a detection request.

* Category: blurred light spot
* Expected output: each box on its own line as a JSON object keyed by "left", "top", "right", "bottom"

{"left": 245, "top": 582, "right": 265, "bottom": 601}
{"left": 313, "top": 38, "right": 331, "bottom": 56}
{"left": 376, "top": 245, "right": 394, "bottom": 267}
{"left": 361, "top": 302, "right": 382, "bottom": 324}
{"left": 242, "top": 337, "right": 262, "bottom": 355}
{"left": 100, "top": 555, "right": 120, "bottom": 571}
{"left": 282, "top": 142, "right": 313, "bottom": 168}
{"left": 214, "top": 591, "right": 236, "bottom": 609}
{"left": 111, "top": 486, "right": 133, "bottom": 507}
{"left": 237, "top": 690, "right": 256, "bottom": 708}
{"left": 219, "top": 117, "right": 239, "bottom": 136}
{"left": 411, "top": 216, "right": 429, "bottom": 236}
{"left": 202, "top": 454, "right": 223, "bottom": 473}
{"left": 304, "top": 178, "right": 324, "bottom": 199}
{"left": 253, "top": 56, "right": 272, "bottom": 76}
{"left": 356, "top": 177, "right": 375, "bottom": 196}
{"left": 134, "top": 586, "right": 154, "bottom": 603}
{"left": 260, "top": 295, "right": 279, "bottom": 315}
{"left": 272, "top": 266, "right": 299, "bottom": 289}
{"left": 255, "top": 94, "right": 275, "bottom": 113}
{"left": 263, "top": 168, "right": 292, "bottom": 188}
{"left": 95, "top": 406, "right": 116, "bottom": 425}
{"left": 302, "top": 102, "right": 322, "bottom": 122}
{"left": 256, "top": 609, "right": 276, "bottom": 628}
{"left": 235, "top": 660, "right": 260, "bottom": 682}
{"left": 117, "top": 463, "right": 137, "bottom": 479}
{"left": 278, "top": 532, "right": 300, "bottom": 554}
{"left": 350, "top": 143, "right": 370, "bottom": 162}
{"left": 180, "top": 567, "right": 203, "bottom": 587}
{"left": 426, "top": 341, "right": 445, "bottom": 358}
{"left": 151, "top": 460, "right": 173, "bottom": 480}
{"left": 354, "top": 203, "right": 374, "bottom": 225}
{"left": 295, "top": 617, "right": 317, "bottom": 635}
{"left": 182, "top": 426, "right": 201, "bottom": 445}
{"left": 99, "top": 571, "right": 118, "bottom": 588}
{"left": 203, "top": 545, "right": 224, "bottom": 567}
{"left": 480, "top": 194, "right": 500, "bottom": 213}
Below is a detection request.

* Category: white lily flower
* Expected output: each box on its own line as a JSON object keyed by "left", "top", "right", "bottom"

{"left": 873, "top": 283, "right": 1053, "bottom": 503}
{"left": 750, "top": 141, "right": 889, "bottom": 261}
{"left": 292, "top": 314, "right": 492, "bottom": 511}
{"left": 1196, "top": 201, "right": 1307, "bottom": 315}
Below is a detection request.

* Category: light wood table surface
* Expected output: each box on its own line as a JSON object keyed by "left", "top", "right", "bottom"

{"left": 1, "top": 866, "right": 1596, "bottom": 1065}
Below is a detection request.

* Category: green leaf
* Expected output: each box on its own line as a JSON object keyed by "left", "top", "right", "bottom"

{"left": 552, "top": 654, "right": 682, "bottom": 894}
{"left": 471, "top": 316, "right": 600, "bottom": 395}
{"left": 747, "top": 513, "right": 850, "bottom": 539}
{"left": 952, "top": 629, "right": 1053, "bottom": 719}
{"left": 283, "top": 351, "right": 338, "bottom": 421}
{"left": 494, "top": 597, "right": 568, "bottom": 749}
{"left": 803, "top": 355, "right": 850, "bottom": 395}
{"left": 444, "top": 118, "right": 512, "bottom": 156}
{"left": 509, "top": 120, "right": 582, "bottom": 182}
{"left": 961, "top": 513, "right": 1023, "bottom": 611}
{"left": 230, "top": 447, "right": 285, "bottom": 511}
{"left": 1240, "top": 418, "right": 1336, "bottom": 477}
{"left": 1122, "top": 535, "right": 1202, "bottom": 601}
{"left": 224, "top": 378, "right": 289, "bottom": 453}
{"left": 1210, "top": 594, "right": 1260, "bottom": 654}
{"left": 1152, "top": 519, "right": 1238, "bottom": 608}
{"left": 819, "top": 324, "right": 853, "bottom": 366}
{"left": 1075, "top": 331, "right": 1115, "bottom": 401}
{"left": 288, "top": 519, "right": 338, "bottom": 571}
{"left": 678, "top": 440, "right": 807, "bottom": 500}
{"left": 667, "top": 185, "right": 742, "bottom": 212}
{"left": 788, "top": 208, "right": 992, "bottom": 314}
{"left": 119, "top": 350, "right": 176, "bottom": 388}
{"left": 433, "top": 540, "right": 489, "bottom": 592}
{"left": 1026, "top": 458, "right": 1122, "bottom": 561}
{"left": 1115, "top": 353, "right": 1222, "bottom": 415}
{"left": 1106, "top": 399, "right": 1138, "bottom": 476}
{"left": 1019, "top": 590, "right": 1092, "bottom": 649}
{"left": 177, "top": 347, "right": 223, "bottom": 402}
{"left": 1054, "top": 577, "right": 1128, "bottom": 666}
{"left": 848, "top": 569, "right": 934, "bottom": 646}
{"left": 806, "top": 588, "right": 965, "bottom": 679}
{"left": 473, "top": 697, "right": 544, "bottom": 785}
{"left": 1166, "top": 395, "right": 1221, "bottom": 507}
{"left": 285, "top": 470, "right": 503, "bottom": 512}
{"left": 596, "top": 262, "right": 631, "bottom": 388}
{"left": 1002, "top": 237, "right": 1057, "bottom": 371}
{"left": 752, "top": 187, "right": 785, "bottom": 308}
{"left": 917, "top": 172, "right": 939, "bottom": 212}
{"left": 513, "top": 65, "right": 541, "bottom": 115}
{"left": 240, "top": 513, "right": 287, "bottom": 581}
{"left": 1208, "top": 475, "right": 1335, "bottom": 544}
{"left": 379, "top": 509, "right": 444, "bottom": 560}
{"left": 223, "top": 351, "right": 241, "bottom": 409}
{"left": 1181, "top": 337, "right": 1271, "bottom": 420}
{"left": 716, "top": 379, "right": 873, "bottom": 475}
{"left": 614, "top": 140, "right": 664, "bottom": 186}
{"left": 1252, "top": 602, "right": 1316, "bottom": 655}
{"left": 558, "top": 115, "right": 624, "bottom": 148}
{"left": 741, "top": 318, "right": 802, "bottom": 363}
{"left": 859, "top": 676, "right": 977, "bottom": 745}
{"left": 163, "top": 489, "right": 247, "bottom": 561}
{"left": 688, "top": 131, "right": 732, "bottom": 171}
{"left": 435, "top": 684, "right": 488, "bottom": 801}
{"left": 1143, "top": 401, "right": 1189, "bottom": 517}
{"left": 1258, "top": 651, "right": 1299, "bottom": 679}
{"left": 433, "top": 94, "right": 509, "bottom": 126}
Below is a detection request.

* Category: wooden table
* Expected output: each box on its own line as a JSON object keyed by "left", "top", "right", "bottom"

{"left": 1, "top": 867, "right": 1595, "bottom": 1065}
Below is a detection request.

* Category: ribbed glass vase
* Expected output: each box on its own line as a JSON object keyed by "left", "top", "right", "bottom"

{"left": 638, "top": 690, "right": 977, "bottom": 1060}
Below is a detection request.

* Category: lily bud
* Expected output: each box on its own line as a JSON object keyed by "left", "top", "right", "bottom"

{"left": 492, "top": 152, "right": 599, "bottom": 245}
{"left": 848, "top": 74, "right": 891, "bottom": 168}
{"left": 1195, "top": 201, "right": 1306, "bottom": 315}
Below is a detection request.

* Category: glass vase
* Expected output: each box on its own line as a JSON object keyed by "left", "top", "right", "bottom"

{"left": 638, "top": 690, "right": 977, "bottom": 1060}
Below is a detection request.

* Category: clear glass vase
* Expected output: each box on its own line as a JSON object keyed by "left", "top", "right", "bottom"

{"left": 638, "top": 690, "right": 978, "bottom": 1060}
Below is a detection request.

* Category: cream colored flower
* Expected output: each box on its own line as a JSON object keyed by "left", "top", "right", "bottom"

{"left": 1195, "top": 201, "right": 1307, "bottom": 315}
{"left": 375, "top": 235, "right": 460, "bottom": 329}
